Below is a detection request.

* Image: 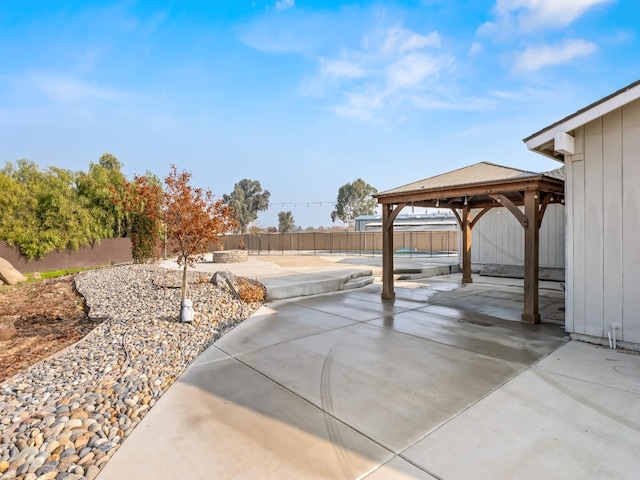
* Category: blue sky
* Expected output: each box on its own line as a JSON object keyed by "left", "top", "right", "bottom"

{"left": 1, "top": 0, "right": 638, "bottom": 228}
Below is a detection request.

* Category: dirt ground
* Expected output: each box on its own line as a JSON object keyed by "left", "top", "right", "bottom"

{"left": 0, "top": 275, "right": 96, "bottom": 382}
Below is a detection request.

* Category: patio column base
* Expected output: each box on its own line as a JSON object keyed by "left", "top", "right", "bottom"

{"left": 381, "top": 292, "right": 396, "bottom": 300}
{"left": 521, "top": 313, "right": 540, "bottom": 324}
{"left": 462, "top": 277, "right": 473, "bottom": 284}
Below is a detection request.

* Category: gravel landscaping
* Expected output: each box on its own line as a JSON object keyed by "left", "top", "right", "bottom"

{"left": 0, "top": 264, "right": 263, "bottom": 480}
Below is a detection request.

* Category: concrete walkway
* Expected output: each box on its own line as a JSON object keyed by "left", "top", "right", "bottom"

{"left": 98, "top": 255, "right": 640, "bottom": 479}
{"left": 159, "top": 253, "right": 460, "bottom": 300}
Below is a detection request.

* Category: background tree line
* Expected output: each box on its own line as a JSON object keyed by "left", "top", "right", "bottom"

{"left": 1, "top": 154, "right": 379, "bottom": 260}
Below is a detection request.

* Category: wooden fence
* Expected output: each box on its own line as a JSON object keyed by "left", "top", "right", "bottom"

{"left": 220, "top": 231, "right": 458, "bottom": 256}
{"left": 1, "top": 231, "right": 458, "bottom": 274}
{"left": 0, "top": 238, "right": 133, "bottom": 274}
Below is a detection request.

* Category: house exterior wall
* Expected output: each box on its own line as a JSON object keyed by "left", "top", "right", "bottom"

{"left": 565, "top": 97, "right": 640, "bottom": 344}
{"left": 468, "top": 204, "right": 565, "bottom": 268}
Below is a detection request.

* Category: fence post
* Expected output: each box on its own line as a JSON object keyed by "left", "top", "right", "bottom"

{"left": 410, "top": 232, "right": 413, "bottom": 258}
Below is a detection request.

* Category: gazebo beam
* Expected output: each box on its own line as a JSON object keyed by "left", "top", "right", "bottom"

{"left": 461, "top": 205, "right": 472, "bottom": 283}
{"left": 538, "top": 192, "right": 552, "bottom": 228}
{"left": 377, "top": 179, "right": 563, "bottom": 206}
{"left": 489, "top": 194, "right": 527, "bottom": 229}
{"left": 522, "top": 190, "right": 540, "bottom": 324}
{"left": 469, "top": 206, "right": 492, "bottom": 229}
{"left": 381, "top": 202, "right": 407, "bottom": 300}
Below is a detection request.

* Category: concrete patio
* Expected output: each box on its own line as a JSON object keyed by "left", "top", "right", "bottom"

{"left": 97, "top": 260, "right": 640, "bottom": 479}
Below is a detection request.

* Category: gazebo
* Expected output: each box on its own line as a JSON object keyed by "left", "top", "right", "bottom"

{"left": 374, "top": 162, "right": 565, "bottom": 324}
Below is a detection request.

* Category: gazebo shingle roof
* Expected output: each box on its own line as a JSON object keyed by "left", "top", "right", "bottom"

{"left": 376, "top": 161, "right": 549, "bottom": 197}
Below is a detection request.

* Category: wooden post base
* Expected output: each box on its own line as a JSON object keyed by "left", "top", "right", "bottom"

{"left": 521, "top": 313, "right": 541, "bottom": 324}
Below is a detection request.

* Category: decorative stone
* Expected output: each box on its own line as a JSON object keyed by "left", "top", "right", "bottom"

{"left": 0, "top": 257, "right": 27, "bottom": 285}
{"left": 210, "top": 271, "right": 236, "bottom": 287}
{"left": 0, "top": 264, "right": 264, "bottom": 479}
{"left": 0, "top": 322, "right": 18, "bottom": 341}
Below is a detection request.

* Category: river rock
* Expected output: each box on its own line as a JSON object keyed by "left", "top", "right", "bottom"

{"left": 0, "top": 257, "right": 26, "bottom": 285}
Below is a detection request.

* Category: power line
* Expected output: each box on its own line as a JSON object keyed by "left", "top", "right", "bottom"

{"left": 269, "top": 201, "right": 336, "bottom": 208}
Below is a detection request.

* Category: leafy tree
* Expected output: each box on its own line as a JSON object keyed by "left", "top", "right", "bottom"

{"left": 278, "top": 211, "right": 295, "bottom": 233}
{"left": 114, "top": 173, "right": 164, "bottom": 263}
{"left": 164, "top": 165, "right": 237, "bottom": 301}
{"left": 222, "top": 179, "right": 270, "bottom": 233}
{"left": 330, "top": 178, "right": 378, "bottom": 230}
{"left": 76, "top": 153, "right": 128, "bottom": 238}
{"left": 0, "top": 160, "right": 101, "bottom": 259}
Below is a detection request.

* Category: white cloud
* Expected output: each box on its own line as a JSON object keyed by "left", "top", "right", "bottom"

{"left": 319, "top": 58, "right": 366, "bottom": 79}
{"left": 331, "top": 88, "right": 385, "bottom": 123}
{"left": 469, "top": 42, "right": 483, "bottom": 56}
{"left": 319, "top": 25, "right": 452, "bottom": 120}
{"left": 4, "top": 72, "right": 124, "bottom": 104}
{"left": 241, "top": 10, "right": 459, "bottom": 122}
{"left": 382, "top": 26, "right": 440, "bottom": 54}
{"left": 513, "top": 38, "right": 598, "bottom": 71}
{"left": 486, "top": 0, "right": 613, "bottom": 33}
{"left": 32, "top": 74, "right": 123, "bottom": 102}
{"left": 386, "top": 52, "right": 450, "bottom": 89}
{"left": 275, "top": 0, "right": 294, "bottom": 12}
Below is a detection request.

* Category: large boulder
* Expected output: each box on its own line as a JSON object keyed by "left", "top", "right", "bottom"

{"left": 210, "top": 271, "right": 236, "bottom": 288}
{"left": 0, "top": 321, "right": 18, "bottom": 341}
{"left": 0, "top": 257, "right": 26, "bottom": 286}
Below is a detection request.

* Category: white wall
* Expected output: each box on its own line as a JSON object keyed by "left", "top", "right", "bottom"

{"left": 469, "top": 204, "right": 565, "bottom": 268}
{"left": 566, "top": 98, "right": 640, "bottom": 344}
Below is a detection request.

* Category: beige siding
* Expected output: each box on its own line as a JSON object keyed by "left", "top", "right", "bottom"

{"left": 470, "top": 204, "right": 565, "bottom": 268}
{"left": 567, "top": 98, "right": 640, "bottom": 343}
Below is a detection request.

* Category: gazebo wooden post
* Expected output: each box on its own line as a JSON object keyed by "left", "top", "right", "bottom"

{"left": 381, "top": 203, "right": 395, "bottom": 300}
{"left": 461, "top": 205, "right": 473, "bottom": 284}
{"left": 522, "top": 190, "right": 540, "bottom": 324}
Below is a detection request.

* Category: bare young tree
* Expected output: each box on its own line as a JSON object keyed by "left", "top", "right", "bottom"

{"left": 164, "top": 165, "right": 237, "bottom": 301}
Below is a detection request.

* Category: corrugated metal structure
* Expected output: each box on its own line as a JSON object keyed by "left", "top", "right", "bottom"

{"left": 355, "top": 213, "right": 458, "bottom": 232}
{"left": 470, "top": 203, "right": 565, "bottom": 268}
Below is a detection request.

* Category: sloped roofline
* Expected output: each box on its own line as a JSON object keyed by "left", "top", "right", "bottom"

{"left": 524, "top": 79, "right": 640, "bottom": 161}
{"left": 375, "top": 161, "right": 543, "bottom": 198}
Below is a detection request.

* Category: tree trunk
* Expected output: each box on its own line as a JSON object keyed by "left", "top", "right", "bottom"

{"left": 181, "top": 261, "right": 188, "bottom": 301}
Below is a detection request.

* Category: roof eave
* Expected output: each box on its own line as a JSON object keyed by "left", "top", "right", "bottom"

{"left": 375, "top": 175, "right": 563, "bottom": 203}
{"left": 524, "top": 79, "right": 640, "bottom": 161}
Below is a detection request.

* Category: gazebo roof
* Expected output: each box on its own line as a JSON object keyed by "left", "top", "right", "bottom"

{"left": 374, "top": 161, "right": 564, "bottom": 209}
{"left": 377, "top": 162, "right": 540, "bottom": 196}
